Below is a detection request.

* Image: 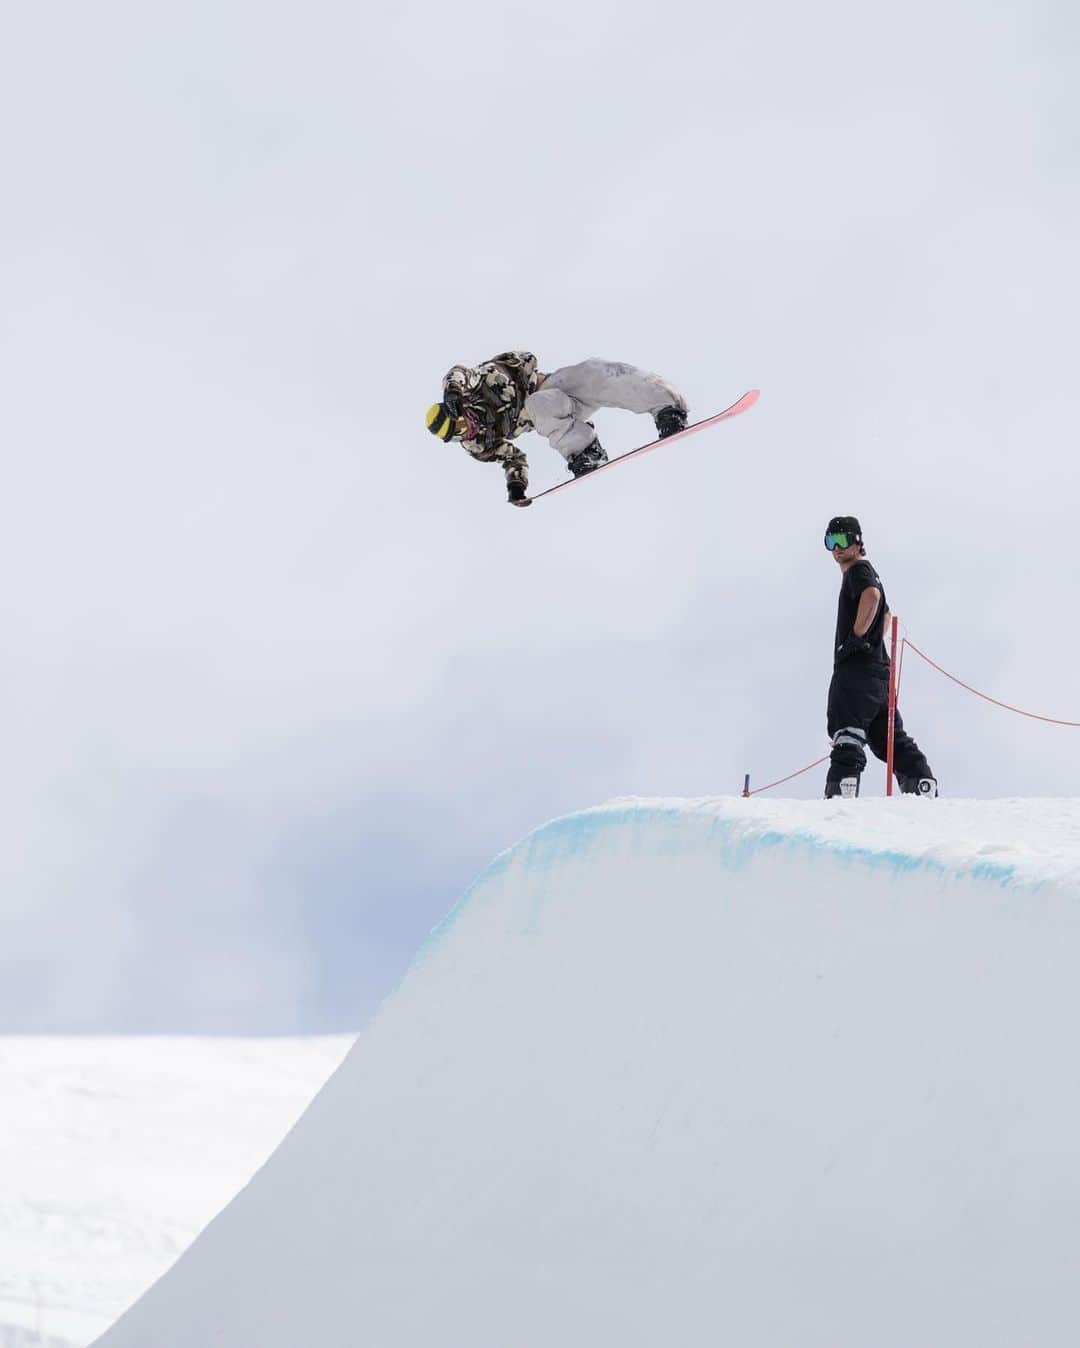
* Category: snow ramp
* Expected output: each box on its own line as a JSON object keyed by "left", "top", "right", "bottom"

{"left": 94, "top": 798, "right": 1080, "bottom": 1348}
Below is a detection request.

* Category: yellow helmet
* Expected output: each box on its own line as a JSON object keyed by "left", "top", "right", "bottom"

{"left": 425, "top": 402, "right": 456, "bottom": 441}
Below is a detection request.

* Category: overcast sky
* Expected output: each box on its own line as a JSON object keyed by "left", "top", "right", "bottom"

{"left": 2, "top": 0, "right": 1077, "bottom": 1032}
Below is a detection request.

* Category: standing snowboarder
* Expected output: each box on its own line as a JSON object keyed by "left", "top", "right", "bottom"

{"left": 425, "top": 352, "right": 688, "bottom": 506}
{"left": 824, "top": 516, "right": 937, "bottom": 799}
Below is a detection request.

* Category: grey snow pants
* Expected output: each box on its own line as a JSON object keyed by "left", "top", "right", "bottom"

{"left": 524, "top": 359, "right": 687, "bottom": 461}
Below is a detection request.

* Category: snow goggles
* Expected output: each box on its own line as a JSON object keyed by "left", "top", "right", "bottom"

{"left": 426, "top": 403, "right": 457, "bottom": 441}
{"left": 824, "top": 531, "right": 857, "bottom": 550}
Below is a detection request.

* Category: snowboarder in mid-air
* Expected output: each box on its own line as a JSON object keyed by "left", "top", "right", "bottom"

{"left": 425, "top": 352, "right": 689, "bottom": 506}
{"left": 824, "top": 515, "right": 938, "bottom": 799}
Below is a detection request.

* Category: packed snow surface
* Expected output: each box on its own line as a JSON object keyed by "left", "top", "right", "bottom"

{"left": 0, "top": 1037, "right": 351, "bottom": 1347}
{"left": 95, "top": 797, "right": 1080, "bottom": 1347}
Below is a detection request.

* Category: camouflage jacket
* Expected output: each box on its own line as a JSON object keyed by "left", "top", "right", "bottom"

{"left": 442, "top": 351, "right": 542, "bottom": 483}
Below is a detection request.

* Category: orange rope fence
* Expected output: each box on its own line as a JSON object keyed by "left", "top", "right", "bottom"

{"left": 742, "top": 755, "right": 830, "bottom": 797}
{"left": 900, "top": 637, "right": 1080, "bottom": 728}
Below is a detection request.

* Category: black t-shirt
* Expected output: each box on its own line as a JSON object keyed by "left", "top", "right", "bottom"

{"left": 835, "top": 558, "right": 888, "bottom": 669}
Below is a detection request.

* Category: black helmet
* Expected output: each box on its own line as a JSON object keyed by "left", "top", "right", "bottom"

{"left": 824, "top": 515, "right": 863, "bottom": 550}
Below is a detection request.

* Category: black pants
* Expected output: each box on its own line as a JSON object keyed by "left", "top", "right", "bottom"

{"left": 826, "top": 664, "right": 933, "bottom": 791}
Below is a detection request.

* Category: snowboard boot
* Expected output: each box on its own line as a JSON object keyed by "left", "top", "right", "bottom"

{"left": 566, "top": 439, "right": 608, "bottom": 478}
{"left": 824, "top": 775, "right": 860, "bottom": 799}
{"left": 507, "top": 480, "right": 531, "bottom": 508}
{"left": 898, "top": 775, "right": 938, "bottom": 797}
{"left": 655, "top": 405, "right": 688, "bottom": 439}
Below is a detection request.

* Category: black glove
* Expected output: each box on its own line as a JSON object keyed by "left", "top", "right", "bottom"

{"left": 507, "top": 481, "right": 531, "bottom": 508}
{"left": 836, "top": 633, "right": 871, "bottom": 663}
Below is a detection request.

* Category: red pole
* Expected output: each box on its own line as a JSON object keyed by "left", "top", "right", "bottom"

{"left": 886, "top": 614, "right": 898, "bottom": 796}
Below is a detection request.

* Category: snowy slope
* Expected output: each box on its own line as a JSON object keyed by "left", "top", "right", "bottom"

{"left": 95, "top": 798, "right": 1080, "bottom": 1347}
{"left": 0, "top": 1037, "right": 351, "bottom": 1347}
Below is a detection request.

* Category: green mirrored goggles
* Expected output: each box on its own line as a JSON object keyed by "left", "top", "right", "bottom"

{"left": 824, "top": 531, "right": 855, "bottom": 550}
